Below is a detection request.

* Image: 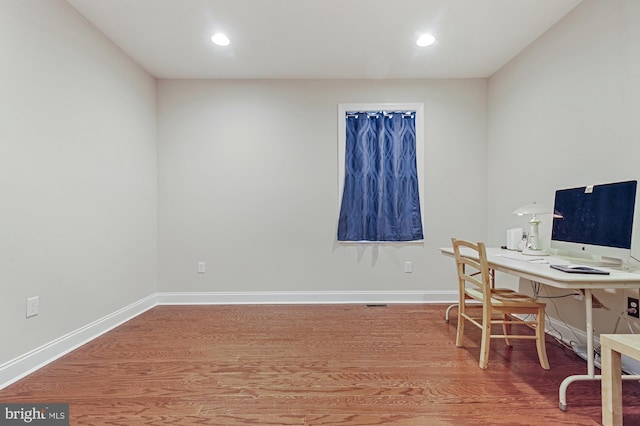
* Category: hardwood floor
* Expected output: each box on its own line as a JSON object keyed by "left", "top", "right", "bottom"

{"left": 2, "top": 304, "right": 640, "bottom": 425}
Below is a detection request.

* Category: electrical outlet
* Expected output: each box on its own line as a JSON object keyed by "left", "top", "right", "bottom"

{"left": 404, "top": 261, "right": 413, "bottom": 273}
{"left": 628, "top": 297, "right": 639, "bottom": 318}
{"left": 26, "top": 296, "right": 39, "bottom": 318}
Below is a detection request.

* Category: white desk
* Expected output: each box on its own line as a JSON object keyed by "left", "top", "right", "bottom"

{"left": 440, "top": 247, "right": 640, "bottom": 411}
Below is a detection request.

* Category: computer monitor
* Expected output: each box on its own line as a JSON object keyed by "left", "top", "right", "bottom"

{"left": 550, "top": 180, "right": 638, "bottom": 265}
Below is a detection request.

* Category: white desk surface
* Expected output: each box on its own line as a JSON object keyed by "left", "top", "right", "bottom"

{"left": 440, "top": 247, "right": 640, "bottom": 290}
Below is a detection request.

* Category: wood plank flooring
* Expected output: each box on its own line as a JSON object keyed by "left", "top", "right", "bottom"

{"left": 1, "top": 304, "right": 640, "bottom": 425}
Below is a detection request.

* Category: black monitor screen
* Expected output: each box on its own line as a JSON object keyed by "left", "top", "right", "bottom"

{"left": 551, "top": 180, "right": 637, "bottom": 249}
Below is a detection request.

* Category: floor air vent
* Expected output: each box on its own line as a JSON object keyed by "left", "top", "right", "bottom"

{"left": 365, "top": 304, "right": 389, "bottom": 308}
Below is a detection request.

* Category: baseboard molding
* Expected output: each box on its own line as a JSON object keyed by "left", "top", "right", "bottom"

{"left": 545, "top": 315, "right": 640, "bottom": 375}
{"left": 0, "top": 290, "right": 456, "bottom": 390}
{"left": 18, "top": 290, "right": 610, "bottom": 390}
{"left": 543, "top": 314, "right": 588, "bottom": 347}
{"left": 0, "top": 295, "right": 157, "bottom": 390}
{"left": 155, "top": 290, "right": 458, "bottom": 305}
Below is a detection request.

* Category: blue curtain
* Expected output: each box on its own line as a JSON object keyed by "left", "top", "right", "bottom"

{"left": 338, "top": 111, "right": 423, "bottom": 242}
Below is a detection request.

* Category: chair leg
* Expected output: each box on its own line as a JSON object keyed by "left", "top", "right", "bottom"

{"left": 536, "top": 309, "right": 550, "bottom": 370}
{"left": 479, "top": 308, "right": 491, "bottom": 369}
{"left": 479, "top": 324, "right": 490, "bottom": 369}
{"left": 502, "top": 313, "right": 512, "bottom": 347}
{"left": 455, "top": 302, "right": 465, "bottom": 348}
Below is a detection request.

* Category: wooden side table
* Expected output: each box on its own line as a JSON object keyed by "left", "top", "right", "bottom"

{"left": 600, "top": 334, "right": 640, "bottom": 426}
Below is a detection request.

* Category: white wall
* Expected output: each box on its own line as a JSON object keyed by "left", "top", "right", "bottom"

{"left": 488, "top": 0, "right": 640, "bottom": 335}
{"left": 157, "top": 79, "right": 487, "bottom": 296}
{"left": 0, "top": 0, "right": 157, "bottom": 364}
{"left": 9, "top": 0, "right": 635, "bottom": 375}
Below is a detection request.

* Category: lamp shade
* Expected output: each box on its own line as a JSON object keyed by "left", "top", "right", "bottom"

{"left": 512, "top": 202, "right": 550, "bottom": 216}
{"left": 512, "top": 201, "right": 551, "bottom": 253}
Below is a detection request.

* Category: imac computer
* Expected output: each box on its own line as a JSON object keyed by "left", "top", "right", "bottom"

{"left": 550, "top": 180, "right": 638, "bottom": 266}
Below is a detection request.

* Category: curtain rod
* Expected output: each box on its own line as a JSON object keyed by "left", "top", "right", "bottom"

{"left": 346, "top": 111, "right": 415, "bottom": 118}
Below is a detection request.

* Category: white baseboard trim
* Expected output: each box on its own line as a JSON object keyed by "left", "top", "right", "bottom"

{"left": 0, "top": 294, "right": 157, "bottom": 390}
{"left": 545, "top": 315, "right": 640, "bottom": 375}
{"left": 544, "top": 314, "right": 588, "bottom": 348}
{"left": 11, "top": 291, "right": 637, "bottom": 391}
{"left": 0, "top": 289, "right": 496, "bottom": 390}
{"left": 19, "top": 289, "right": 640, "bottom": 392}
{"left": 155, "top": 290, "right": 458, "bottom": 305}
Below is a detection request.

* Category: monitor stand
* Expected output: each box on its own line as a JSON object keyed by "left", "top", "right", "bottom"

{"left": 601, "top": 256, "right": 624, "bottom": 267}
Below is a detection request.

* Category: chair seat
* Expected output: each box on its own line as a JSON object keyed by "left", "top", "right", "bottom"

{"left": 465, "top": 287, "right": 545, "bottom": 308}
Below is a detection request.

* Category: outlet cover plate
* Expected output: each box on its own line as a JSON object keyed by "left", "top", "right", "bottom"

{"left": 26, "top": 296, "right": 39, "bottom": 318}
{"left": 628, "top": 297, "right": 639, "bottom": 318}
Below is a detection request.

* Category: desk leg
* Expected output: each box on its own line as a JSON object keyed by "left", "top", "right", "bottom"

{"left": 559, "top": 289, "right": 596, "bottom": 411}
{"left": 601, "top": 343, "right": 623, "bottom": 426}
{"left": 558, "top": 289, "right": 640, "bottom": 412}
{"left": 586, "top": 288, "right": 595, "bottom": 377}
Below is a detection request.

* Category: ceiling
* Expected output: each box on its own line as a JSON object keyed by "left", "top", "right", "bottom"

{"left": 65, "top": 0, "right": 583, "bottom": 80}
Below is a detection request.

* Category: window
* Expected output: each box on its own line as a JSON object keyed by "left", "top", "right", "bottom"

{"left": 337, "top": 103, "right": 424, "bottom": 242}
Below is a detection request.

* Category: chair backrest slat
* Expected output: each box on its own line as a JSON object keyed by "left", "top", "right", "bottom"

{"left": 451, "top": 238, "right": 491, "bottom": 297}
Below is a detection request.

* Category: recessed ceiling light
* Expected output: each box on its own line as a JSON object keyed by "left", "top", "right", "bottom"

{"left": 416, "top": 33, "right": 436, "bottom": 47}
{"left": 211, "top": 33, "right": 230, "bottom": 46}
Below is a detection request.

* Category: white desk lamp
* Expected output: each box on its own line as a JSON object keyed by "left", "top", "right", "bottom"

{"left": 512, "top": 202, "right": 551, "bottom": 256}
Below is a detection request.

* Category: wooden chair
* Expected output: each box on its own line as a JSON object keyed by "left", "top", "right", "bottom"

{"left": 451, "top": 238, "right": 550, "bottom": 370}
